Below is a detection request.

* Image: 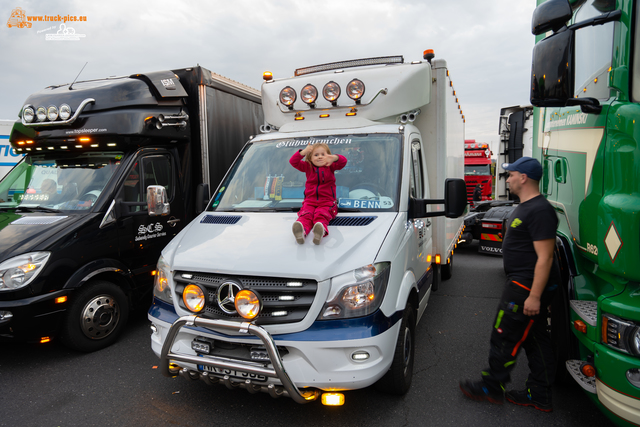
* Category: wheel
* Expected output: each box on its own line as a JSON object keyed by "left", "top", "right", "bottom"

{"left": 60, "top": 280, "right": 129, "bottom": 352}
{"left": 375, "top": 302, "right": 416, "bottom": 395}
{"left": 441, "top": 254, "right": 453, "bottom": 281}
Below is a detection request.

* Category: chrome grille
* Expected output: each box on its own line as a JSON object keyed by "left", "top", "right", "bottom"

{"left": 174, "top": 272, "right": 317, "bottom": 325}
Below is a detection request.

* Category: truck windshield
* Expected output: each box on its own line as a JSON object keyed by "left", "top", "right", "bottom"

{"left": 0, "top": 152, "right": 123, "bottom": 212}
{"left": 464, "top": 165, "right": 491, "bottom": 176}
{"left": 211, "top": 134, "right": 402, "bottom": 212}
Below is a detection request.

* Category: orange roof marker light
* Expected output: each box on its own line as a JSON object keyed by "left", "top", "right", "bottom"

{"left": 79, "top": 137, "right": 91, "bottom": 143}
{"left": 423, "top": 49, "right": 435, "bottom": 63}
{"left": 263, "top": 71, "right": 273, "bottom": 81}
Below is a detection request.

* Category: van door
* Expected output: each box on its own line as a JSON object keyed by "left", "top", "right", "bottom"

{"left": 117, "top": 150, "right": 186, "bottom": 290}
{"left": 409, "top": 139, "right": 433, "bottom": 307}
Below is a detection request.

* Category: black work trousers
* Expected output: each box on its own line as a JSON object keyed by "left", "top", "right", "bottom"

{"left": 481, "top": 278, "right": 557, "bottom": 402}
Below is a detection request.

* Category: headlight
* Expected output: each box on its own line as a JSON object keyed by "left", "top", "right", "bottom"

{"left": 47, "top": 105, "right": 59, "bottom": 121}
{"left": 59, "top": 104, "right": 72, "bottom": 120}
{"left": 235, "top": 289, "right": 262, "bottom": 320}
{"left": 323, "top": 82, "right": 341, "bottom": 103}
{"left": 346, "top": 79, "right": 365, "bottom": 101}
{"left": 301, "top": 84, "right": 318, "bottom": 105}
{"left": 153, "top": 255, "right": 173, "bottom": 303}
{"left": 23, "top": 106, "right": 35, "bottom": 123}
{"left": 279, "top": 86, "right": 297, "bottom": 107}
{"left": 36, "top": 106, "right": 47, "bottom": 122}
{"left": 183, "top": 284, "right": 205, "bottom": 313}
{"left": 319, "top": 262, "right": 390, "bottom": 320}
{"left": 0, "top": 252, "right": 51, "bottom": 291}
{"left": 602, "top": 313, "right": 640, "bottom": 355}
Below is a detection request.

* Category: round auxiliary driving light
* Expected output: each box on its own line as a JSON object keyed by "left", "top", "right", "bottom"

{"left": 183, "top": 284, "right": 206, "bottom": 313}
{"left": 301, "top": 84, "right": 318, "bottom": 105}
{"left": 59, "top": 104, "right": 72, "bottom": 120}
{"left": 279, "top": 86, "right": 297, "bottom": 107}
{"left": 235, "top": 289, "right": 262, "bottom": 320}
{"left": 47, "top": 105, "right": 59, "bottom": 121}
{"left": 346, "top": 79, "right": 365, "bottom": 101}
{"left": 323, "top": 82, "right": 341, "bottom": 102}
{"left": 23, "top": 106, "right": 35, "bottom": 123}
{"left": 36, "top": 106, "right": 47, "bottom": 122}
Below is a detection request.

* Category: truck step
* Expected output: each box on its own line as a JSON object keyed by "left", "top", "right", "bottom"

{"left": 570, "top": 300, "right": 597, "bottom": 327}
{"left": 566, "top": 359, "right": 596, "bottom": 393}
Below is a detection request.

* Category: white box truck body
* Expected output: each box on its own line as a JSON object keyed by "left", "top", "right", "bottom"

{"left": 149, "top": 54, "right": 467, "bottom": 404}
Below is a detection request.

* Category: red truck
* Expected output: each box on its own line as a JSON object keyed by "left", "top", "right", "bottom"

{"left": 463, "top": 139, "right": 492, "bottom": 205}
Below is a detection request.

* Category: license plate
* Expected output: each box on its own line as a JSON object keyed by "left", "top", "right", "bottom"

{"left": 198, "top": 365, "right": 267, "bottom": 382}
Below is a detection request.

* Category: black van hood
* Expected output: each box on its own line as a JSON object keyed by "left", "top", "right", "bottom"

{"left": 0, "top": 211, "right": 87, "bottom": 261}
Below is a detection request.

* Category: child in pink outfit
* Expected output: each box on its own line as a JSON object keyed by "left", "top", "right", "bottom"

{"left": 289, "top": 143, "right": 347, "bottom": 244}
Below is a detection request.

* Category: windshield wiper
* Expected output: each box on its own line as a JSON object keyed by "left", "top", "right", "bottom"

{"left": 15, "top": 206, "right": 63, "bottom": 213}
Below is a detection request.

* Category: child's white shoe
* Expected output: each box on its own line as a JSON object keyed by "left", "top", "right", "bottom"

{"left": 292, "top": 221, "right": 305, "bottom": 244}
{"left": 312, "top": 223, "right": 324, "bottom": 245}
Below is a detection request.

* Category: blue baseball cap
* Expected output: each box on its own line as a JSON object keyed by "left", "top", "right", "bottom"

{"left": 502, "top": 157, "right": 542, "bottom": 181}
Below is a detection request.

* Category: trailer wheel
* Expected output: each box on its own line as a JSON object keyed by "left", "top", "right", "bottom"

{"left": 441, "top": 254, "right": 453, "bottom": 281}
{"left": 60, "top": 280, "right": 129, "bottom": 352}
{"left": 375, "top": 302, "right": 415, "bottom": 395}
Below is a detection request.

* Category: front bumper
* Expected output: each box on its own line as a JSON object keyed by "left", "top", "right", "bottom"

{"left": 0, "top": 289, "right": 70, "bottom": 341}
{"left": 150, "top": 301, "right": 401, "bottom": 402}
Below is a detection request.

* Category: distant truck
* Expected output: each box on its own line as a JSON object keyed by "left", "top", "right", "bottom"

{"left": 460, "top": 106, "right": 532, "bottom": 255}
{"left": 0, "top": 66, "right": 263, "bottom": 351}
{"left": 463, "top": 139, "right": 492, "bottom": 204}
{"left": 0, "top": 120, "right": 23, "bottom": 179}
{"left": 150, "top": 52, "right": 467, "bottom": 405}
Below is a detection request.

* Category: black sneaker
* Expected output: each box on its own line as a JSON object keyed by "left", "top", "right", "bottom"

{"left": 505, "top": 389, "right": 553, "bottom": 412}
{"left": 459, "top": 380, "right": 504, "bottom": 404}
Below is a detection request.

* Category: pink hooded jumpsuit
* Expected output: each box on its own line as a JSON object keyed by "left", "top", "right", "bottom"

{"left": 289, "top": 150, "right": 348, "bottom": 236}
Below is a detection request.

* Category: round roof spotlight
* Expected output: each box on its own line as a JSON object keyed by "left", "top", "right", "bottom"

{"left": 36, "top": 106, "right": 47, "bottom": 122}
{"left": 301, "top": 84, "right": 318, "bottom": 106}
{"left": 183, "top": 284, "right": 206, "bottom": 313}
{"left": 235, "top": 289, "right": 262, "bottom": 320}
{"left": 323, "top": 82, "right": 341, "bottom": 104}
{"left": 346, "top": 79, "right": 365, "bottom": 103}
{"left": 279, "top": 86, "right": 297, "bottom": 109}
{"left": 47, "top": 105, "right": 59, "bottom": 121}
{"left": 23, "top": 106, "right": 35, "bottom": 123}
{"left": 59, "top": 104, "right": 72, "bottom": 121}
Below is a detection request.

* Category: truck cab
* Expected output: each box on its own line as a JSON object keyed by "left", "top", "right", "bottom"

{"left": 150, "top": 53, "right": 467, "bottom": 404}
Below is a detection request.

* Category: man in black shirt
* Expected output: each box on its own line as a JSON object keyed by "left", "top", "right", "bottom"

{"left": 459, "top": 157, "right": 560, "bottom": 412}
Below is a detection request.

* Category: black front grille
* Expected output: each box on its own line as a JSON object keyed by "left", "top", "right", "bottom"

{"left": 174, "top": 272, "right": 317, "bottom": 325}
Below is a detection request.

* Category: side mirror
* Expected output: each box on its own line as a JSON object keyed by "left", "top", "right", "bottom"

{"left": 443, "top": 178, "right": 467, "bottom": 218}
{"left": 195, "top": 183, "right": 210, "bottom": 214}
{"left": 531, "top": 29, "right": 574, "bottom": 107}
{"left": 147, "top": 185, "right": 170, "bottom": 216}
{"left": 531, "top": 0, "right": 572, "bottom": 35}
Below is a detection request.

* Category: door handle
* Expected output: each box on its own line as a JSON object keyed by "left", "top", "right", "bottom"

{"left": 167, "top": 218, "right": 181, "bottom": 227}
{"left": 425, "top": 219, "right": 431, "bottom": 227}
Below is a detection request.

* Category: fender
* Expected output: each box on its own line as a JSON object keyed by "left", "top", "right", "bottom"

{"left": 62, "top": 258, "right": 136, "bottom": 291}
{"left": 394, "top": 269, "right": 419, "bottom": 314}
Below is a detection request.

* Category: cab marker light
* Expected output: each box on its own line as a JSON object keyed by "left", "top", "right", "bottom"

{"left": 36, "top": 147, "right": 42, "bottom": 151}
{"left": 427, "top": 255, "right": 432, "bottom": 262}
{"left": 26, "top": 140, "right": 34, "bottom": 144}
{"left": 79, "top": 137, "right": 91, "bottom": 142}
{"left": 55, "top": 296, "right": 67, "bottom": 304}
{"left": 322, "top": 393, "right": 345, "bottom": 406}
{"left": 40, "top": 337, "right": 51, "bottom": 343}
{"left": 346, "top": 107, "right": 358, "bottom": 117}
{"left": 107, "top": 143, "right": 117, "bottom": 147}
{"left": 75, "top": 145, "right": 82, "bottom": 148}
{"left": 60, "top": 146, "right": 68, "bottom": 149}
{"left": 320, "top": 114, "right": 330, "bottom": 118}
{"left": 47, "top": 147, "right": 54, "bottom": 150}
{"left": 295, "top": 116, "right": 305, "bottom": 121}
{"left": 17, "top": 141, "right": 24, "bottom": 145}
{"left": 435, "top": 254, "right": 441, "bottom": 264}
{"left": 574, "top": 320, "right": 587, "bottom": 334}
{"left": 26, "top": 148, "right": 31, "bottom": 151}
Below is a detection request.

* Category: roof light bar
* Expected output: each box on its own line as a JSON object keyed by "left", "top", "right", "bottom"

{"left": 294, "top": 56, "right": 404, "bottom": 77}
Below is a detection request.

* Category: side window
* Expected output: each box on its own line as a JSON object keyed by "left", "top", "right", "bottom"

{"left": 142, "top": 155, "right": 172, "bottom": 200}
{"left": 123, "top": 161, "right": 142, "bottom": 212}
{"left": 574, "top": 0, "right": 615, "bottom": 100}
{"left": 410, "top": 141, "right": 423, "bottom": 199}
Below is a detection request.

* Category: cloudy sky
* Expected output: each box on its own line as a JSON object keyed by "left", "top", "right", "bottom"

{"left": 1, "top": 0, "right": 536, "bottom": 150}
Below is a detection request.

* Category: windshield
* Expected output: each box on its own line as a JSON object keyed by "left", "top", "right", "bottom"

{"left": 210, "top": 134, "right": 402, "bottom": 212}
{"left": 0, "top": 152, "right": 123, "bottom": 212}
{"left": 464, "top": 165, "right": 491, "bottom": 176}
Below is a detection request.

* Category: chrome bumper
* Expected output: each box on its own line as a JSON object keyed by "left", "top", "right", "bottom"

{"left": 159, "top": 315, "right": 320, "bottom": 403}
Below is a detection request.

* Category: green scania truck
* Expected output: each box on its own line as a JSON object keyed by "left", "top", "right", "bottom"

{"left": 531, "top": 0, "right": 640, "bottom": 425}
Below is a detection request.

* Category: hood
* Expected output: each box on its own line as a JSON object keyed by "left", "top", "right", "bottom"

{"left": 0, "top": 211, "right": 84, "bottom": 260}
{"left": 166, "top": 212, "right": 397, "bottom": 281}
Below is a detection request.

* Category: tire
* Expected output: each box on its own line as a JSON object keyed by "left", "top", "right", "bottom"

{"left": 441, "top": 254, "right": 453, "bottom": 281}
{"left": 375, "top": 302, "right": 416, "bottom": 395}
{"left": 60, "top": 280, "right": 129, "bottom": 352}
